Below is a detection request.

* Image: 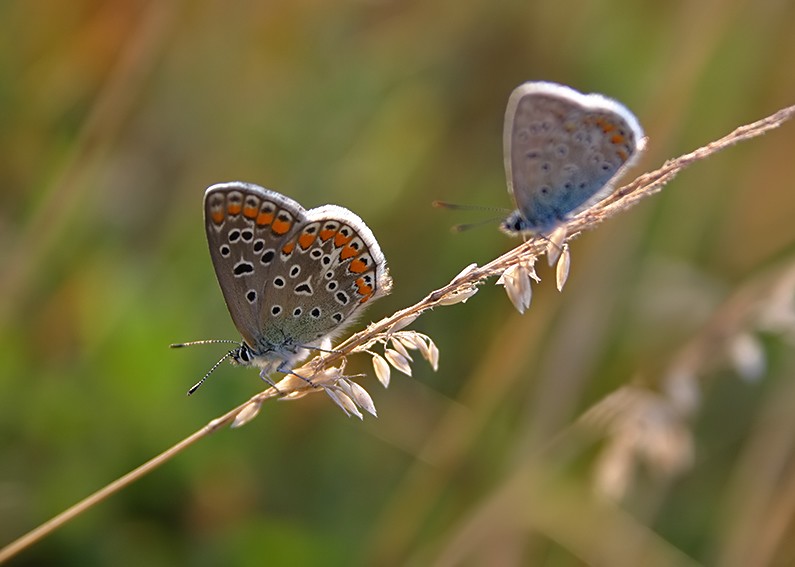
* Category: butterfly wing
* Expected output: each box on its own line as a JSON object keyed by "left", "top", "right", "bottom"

{"left": 504, "top": 82, "right": 644, "bottom": 232}
{"left": 256, "top": 204, "right": 392, "bottom": 349}
{"left": 204, "top": 182, "right": 303, "bottom": 350}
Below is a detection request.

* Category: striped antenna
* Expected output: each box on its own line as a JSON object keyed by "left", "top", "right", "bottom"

{"left": 170, "top": 339, "right": 241, "bottom": 395}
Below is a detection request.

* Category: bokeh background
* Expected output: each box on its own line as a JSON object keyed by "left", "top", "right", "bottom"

{"left": 3, "top": 1, "right": 795, "bottom": 565}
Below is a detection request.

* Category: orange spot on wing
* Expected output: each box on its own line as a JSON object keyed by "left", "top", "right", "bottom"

{"left": 282, "top": 240, "right": 295, "bottom": 254}
{"left": 256, "top": 211, "right": 274, "bottom": 226}
{"left": 298, "top": 232, "right": 317, "bottom": 250}
{"left": 334, "top": 232, "right": 353, "bottom": 247}
{"left": 355, "top": 277, "right": 373, "bottom": 297}
{"left": 243, "top": 205, "right": 258, "bottom": 219}
{"left": 340, "top": 245, "right": 358, "bottom": 260}
{"left": 359, "top": 294, "right": 372, "bottom": 304}
{"left": 227, "top": 203, "right": 242, "bottom": 215}
{"left": 211, "top": 211, "right": 224, "bottom": 224}
{"left": 348, "top": 259, "right": 367, "bottom": 273}
{"left": 272, "top": 218, "right": 292, "bottom": 235}
{"left": 611, "top": 134, "right": 625, "bottom": 144}
{"left": 617, "top": 149, "right": 628, "bottom": 161}
{"left": 596, "top": 118, "right": 615, "bottom": 133}
{"left": 319, "top": 228, "right": 336, "bottom": 241}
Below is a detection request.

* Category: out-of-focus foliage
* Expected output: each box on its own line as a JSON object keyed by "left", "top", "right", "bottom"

{"left": 2, "top": 1, "right": 795, "bottom": 565}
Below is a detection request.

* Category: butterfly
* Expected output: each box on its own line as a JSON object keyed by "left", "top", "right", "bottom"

{"left": 500, "top": 81, "right": 645, "bottom": 235}
{"left": 177, "top": 182, "right": 392, "bottom": 394}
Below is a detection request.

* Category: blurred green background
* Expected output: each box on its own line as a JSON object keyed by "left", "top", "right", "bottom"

{"left": 2, "top": 1, "right": 795, "bottom": 565}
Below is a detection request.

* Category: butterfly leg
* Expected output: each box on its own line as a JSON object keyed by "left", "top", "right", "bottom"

{"left": 258, "top": 368, "right": 283, "bottom": 394}
{"left": 275, "top": 361, "right": 318, "bottom": 388}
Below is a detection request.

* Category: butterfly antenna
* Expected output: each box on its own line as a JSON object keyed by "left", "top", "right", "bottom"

{"left": 186, "top": 350, "right": 236, "bottom": 396}
{"left": 170, "top": 339, "right": 242, "bottom": 395}
{"left": 452, "top": 216, "right": 505, "bottom": 233}
{"left": 433, "top": 200, "right": 510, "bottom": 233}
{"left": 170, "top": 339, "right": 241, "bottom": 348}
{"left": 432, "top": 200, "right": 510, "bottom": 213}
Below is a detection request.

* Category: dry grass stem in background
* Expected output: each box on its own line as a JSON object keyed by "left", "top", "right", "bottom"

{"left": 1, "top": 103, "right": 793, "bottom": 564}
{"left": 582, "top": 257, "right": 795, "bottom": 502}
{"left": 427, "top": 254, "right": 795, "bottom": 567}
